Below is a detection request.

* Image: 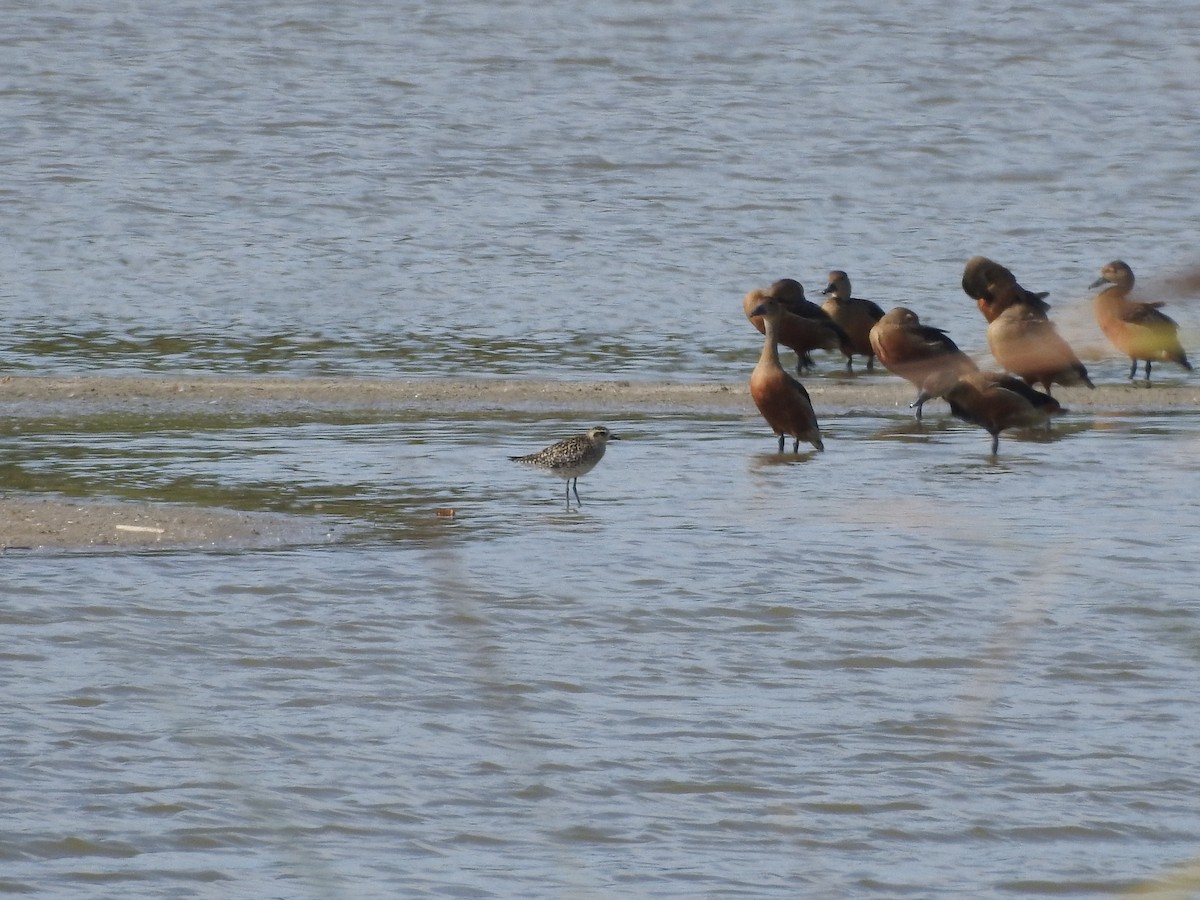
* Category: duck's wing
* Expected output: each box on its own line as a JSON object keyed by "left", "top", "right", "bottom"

{"left": 783, "top": 372, "right": 814, "bottom": 405}
{"left": 1125, "top": 302, "right": 1177, "bottom": 327}
{"left": 916, "top": 324, "right": 963, "bottom": 354}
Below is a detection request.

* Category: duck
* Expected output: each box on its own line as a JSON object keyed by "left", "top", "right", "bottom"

{"left": 986, "top": 303, "right": 1094, "bottom": 394}
{"left": 943, "top": 371, "right": 1064, "bottom": 456}
{"left": 962, "top": 256, "right": 1052, "bottom": 323}
{"left": 1090, "top": 260, "right": 1192, "bottom": 381}
{"left": 747, "top": 296, "right": 825, "bottom": 452}
{"left": 743, "top": 278, "right": 852, "bottom": 373}
{"left": 820, "top": 270, "right": 886, "bottom": 371}
{"left": 868, "top": 307, "right": 979, "bottom": 419}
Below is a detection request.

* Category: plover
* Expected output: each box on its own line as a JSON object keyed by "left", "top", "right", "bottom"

{"left": 509, "top": 426, "right": 620, "bottom": 506}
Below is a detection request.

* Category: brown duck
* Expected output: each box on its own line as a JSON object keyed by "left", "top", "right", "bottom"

{"left": 962, "top": 255, "right": 1051, "bottom": 323}
{"left": 748, "top": 296, "right": 825, "bottom": 452}
{"left": 868, "top": 307, "right": 978, "bottom": 419}
{"left": 820, "top": 270, "right": 886, "bottom": 371}
{"left": 944, "top": 371, "right": 1064, "bottom": 456}
{"left": 744, "top": 278, "right": 852, "bottom": 373}
{"left": 1090, "top": 260, "right": 1192, "bottom": 381}
{"left": 986, "top": 303, "right": 1093, "bottom": 394}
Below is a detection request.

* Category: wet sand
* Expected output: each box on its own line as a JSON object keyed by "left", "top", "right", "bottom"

{"left": 0, "top": 496, "right": 336, "bottom": 553}
{"left": 4, "top": 373, "right": 1199, "bottom": 414}
{"left": 3, "top": 374, "right": 1198, "bottom": 550}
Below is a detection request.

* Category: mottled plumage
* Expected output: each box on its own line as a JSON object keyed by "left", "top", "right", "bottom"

{"left": 510, "top": 426, "right": 619, "bottom": 506}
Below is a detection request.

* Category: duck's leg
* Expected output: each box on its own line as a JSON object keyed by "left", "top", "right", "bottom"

{"left": 909, "top": 391, "right": 928, "bottom": 421}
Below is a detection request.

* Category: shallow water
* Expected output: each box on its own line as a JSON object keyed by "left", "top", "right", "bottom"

{"left": 4, "top": 0, "right": 1200, "bottom": 895}
{"left": 5, "top": 408, "right": 1200, "bottom": 896}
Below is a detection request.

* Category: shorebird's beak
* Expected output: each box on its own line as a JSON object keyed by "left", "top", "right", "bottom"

{"left": 1088, "top": 276, "right": 1109, "bottom": 289}
{"left": 820, "top": 284, "right": 835, "bottom": 295}
{"left": 750, "top": 303, "right": 768, "bottom": 317}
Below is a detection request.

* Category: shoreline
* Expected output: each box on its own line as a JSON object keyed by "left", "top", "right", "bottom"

{"left": 3, "top": 374, "right": 1198, "bottom": 552}
{"left": 3, "top": 374, "right": 1199, "bottom": 415}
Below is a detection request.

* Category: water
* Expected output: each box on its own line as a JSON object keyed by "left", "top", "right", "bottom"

{"left": 3, "top": 0, "right": 1200, "bottom": 896}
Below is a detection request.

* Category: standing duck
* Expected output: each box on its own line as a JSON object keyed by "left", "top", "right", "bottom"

{"left": 987, "top": 303, "right": 1093, "bottom": 394}
{"left": 820, "top": 270, "right": 886, "bottom": 372}
{"left": 868, "top": 307, "right": 978, "bottom": 419}
{"left": 943, "top": 371, "right": 1064, "bottom": 456}
{"left": 747, "top": 296, "right": 824, "bottom": 452}
{"left": 1090, "top": 260, "right": 1192, "bottom": 381}
{"left": 744, "top": 278, "right": 852, "bottom": 373}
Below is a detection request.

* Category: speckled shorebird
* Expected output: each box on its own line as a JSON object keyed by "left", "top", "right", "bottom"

{"left": 961, "top": 256, "right": 1052, "bottom": 323}
{"left": 509, "top": 426, "right": 619, "bottom": 506}
{"left": 1090, "top": 260, "right": 1193, "bottom": 382}
{"left": 748, "top": 296, "right": 824, "bottom": 452}
{"left": 820, "top": 270, "right": 886, "bottom": 371}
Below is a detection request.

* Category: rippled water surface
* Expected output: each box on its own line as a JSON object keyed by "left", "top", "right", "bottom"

{"left": 6, "top": 409, "right": 1200, "bottom": 897}
{"left": 4, "top": 0, "right": 1200, "bottom": 896}
{"left": 5, "top": 0, "right": 1200, "bottom": 378}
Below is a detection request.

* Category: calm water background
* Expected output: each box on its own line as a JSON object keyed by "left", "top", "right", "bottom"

{"left": 3, "top": 0, "right": 1200, "bottom": 896}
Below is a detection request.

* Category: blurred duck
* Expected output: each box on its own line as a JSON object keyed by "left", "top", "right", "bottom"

{"left": 987, "top": 303, "right": 1094, "bottom": 394}
{"left": 868, "top": 306, "right": 978, "bottom": 419}
{"left": 820, "top": 270, "right": 886, "bottom": 371}
{"left": 962, "top": 255, "right": 1051, "bottom": 323}
{"left": 943, "top": 371, "right": 1064, "bottom": 456}
{"left": 1090, "top": 260, "right": 1193, "bottom": 381}
{"left": 743, "top": 278, "right": 852, "bottom": 373}
{"left": 748, "top": 296, "right": 825, "bottom": 452}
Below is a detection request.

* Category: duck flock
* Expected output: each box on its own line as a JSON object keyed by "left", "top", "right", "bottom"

{"left": 744, "top": 256, "right": 1194, "bottom": 456}
{"left": 511, "top": 257, "right": 1193, "bottom": 506}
